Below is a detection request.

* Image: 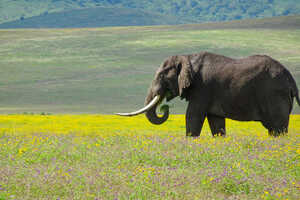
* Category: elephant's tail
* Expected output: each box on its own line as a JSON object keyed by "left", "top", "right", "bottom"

{"left": 296, "top": 91, "right": 300, "bottom": 107}
{"left": 291, "top": 80, "right": 300, "bottom": 107}
{"left": 286, "top": 69, "right": 300, "bottom": 107}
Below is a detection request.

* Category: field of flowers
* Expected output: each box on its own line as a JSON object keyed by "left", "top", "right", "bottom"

{"left": 0, "top": 114, "right": 299, "bottom": 199}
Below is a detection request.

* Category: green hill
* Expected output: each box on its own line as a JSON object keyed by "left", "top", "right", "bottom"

{"left": 0, "top": 7, "right": 184, "bottom": 28}
{"left": 0, "top": 16, "right": 299, "bottom": 114}
{"left": 176, "top": 15, "right": 300, "bottom": 30}
{"left": 1, "top": 0, "right": 300, "bottom": 26}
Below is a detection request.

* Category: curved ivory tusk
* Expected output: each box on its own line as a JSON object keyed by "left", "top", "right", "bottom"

{"left": 115, "top": 95, "right": 161, "bottom": 116}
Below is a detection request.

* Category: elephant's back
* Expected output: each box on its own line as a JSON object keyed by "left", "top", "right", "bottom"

{"left": 213, "top": 55, "right": 291, "bottom": 119}
{"left": 219, "top": 55, "right": 291, "bottom": 89}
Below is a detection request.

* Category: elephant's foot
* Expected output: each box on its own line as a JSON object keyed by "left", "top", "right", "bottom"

{"left": 268, "top": 127, "right": 288, "bottom": 137}
{"left": 186, "top": 131, "right": 201, "bottom": 137}
{"left": 261, "top": 115, "right": 289, "bottom": 137}
{"left": 212, "top": 128, "right": 226, "bottom": 137}
{"left": 186, "top": 121, "right": 204, "bottom": 137}
{"left": 207, "top": 114, "right": 226, "bottom": 137}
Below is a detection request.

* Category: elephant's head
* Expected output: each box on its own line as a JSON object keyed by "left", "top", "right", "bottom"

{"left": 116, "top": 55, "right": 194, "bottom": 125}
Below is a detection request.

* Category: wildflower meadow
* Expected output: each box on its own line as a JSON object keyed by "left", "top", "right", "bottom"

{"left": 0, "top": 114, "right": 299, "bottom": 199}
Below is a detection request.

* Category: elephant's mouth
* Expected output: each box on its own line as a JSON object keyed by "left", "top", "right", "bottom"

{"left": 165, "top": 90, "right": 176, "bottom": 102}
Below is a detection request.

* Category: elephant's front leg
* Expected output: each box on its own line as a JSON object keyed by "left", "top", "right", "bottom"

{"left": 207, "top": 114, "right": 226, "bottom": 137}
{"left": 186, "top": 101, "right": 206, "bottom": 137}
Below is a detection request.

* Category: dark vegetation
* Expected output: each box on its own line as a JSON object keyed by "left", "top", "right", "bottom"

{"left": 1, "top": 8, "right": 300, "bottom": 29}
{"left": 0, "top": 7, "right": 183, "bottom": 28}
{"left": 1, "top": 0, "right": 300, "bottom": 27}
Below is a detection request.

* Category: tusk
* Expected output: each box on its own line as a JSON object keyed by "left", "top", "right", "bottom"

{"left": 115, "top": 95, "right": 161, "bottom": 116}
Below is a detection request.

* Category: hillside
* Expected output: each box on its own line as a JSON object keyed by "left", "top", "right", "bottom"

{"left": 1, "top": 9, "right": 300, "bottom": 29}
{"left": 177, "top": 15, "right": 300, "bottom": 30}
{"left": 0, "top": 16, "right": 299, "bottom": 114}
{"left": 0, "top": 7, "right": 184, "bottom": 29}
{"left": 1, "top": 0, "right": 300, "bottom": 26}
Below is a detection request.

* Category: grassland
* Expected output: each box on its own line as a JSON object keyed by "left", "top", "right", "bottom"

{"left": 0, "top": 114, "right": 299, "bottom": 199}
{"left": 0, "top": 19, "right": 300, "bottom": 114}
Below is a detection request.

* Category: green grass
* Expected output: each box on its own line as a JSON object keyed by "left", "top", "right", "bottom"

{"left": 0, "top": 114, "right": 299, "bottom": 199}
{"left": 0, "top": 21, "right": 299, "bottom": 114}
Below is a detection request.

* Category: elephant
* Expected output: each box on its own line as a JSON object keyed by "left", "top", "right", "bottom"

{"left": 117, "top": 52, "right": 300, "bottom": 137}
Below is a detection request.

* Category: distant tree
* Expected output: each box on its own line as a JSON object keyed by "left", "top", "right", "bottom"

{"left": 189, "top": 0, "right": 197, "bottom": 8}
{"left": 283, "top": 10, "right": 290, "bottom": 15}
{"left": 107, "top": 0, "right": 122, "bottom": 3}
{"left": 235, "top": 15, "right": 242, "bottom": 20}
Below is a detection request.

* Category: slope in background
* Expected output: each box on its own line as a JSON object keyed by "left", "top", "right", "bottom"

{"left": 1, "top": 0, "right": 300, "bottom": 26}
{"left": 0, "top": 7, "right": 184, "bottom": 28}
{"left": 0, "top": 16, "right": 299, "bottom": 114}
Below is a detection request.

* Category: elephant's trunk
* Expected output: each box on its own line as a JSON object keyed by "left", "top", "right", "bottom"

{"left": 115, "top": 84, "right": 170, "bottom": 124}
{"left": 145, "top": 90, "right": 169, "bottom": 125}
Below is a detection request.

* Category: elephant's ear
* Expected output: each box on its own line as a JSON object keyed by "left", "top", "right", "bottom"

{"left": 177, "top": 56, "right": 194, "bottom": 98}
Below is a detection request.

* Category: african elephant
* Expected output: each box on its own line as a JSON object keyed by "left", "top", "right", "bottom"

{"left": 117, "top": 52, "right": 300, "bottom": 137}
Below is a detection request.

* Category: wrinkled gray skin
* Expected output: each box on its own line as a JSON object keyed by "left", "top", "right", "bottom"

{"left": 145, "top": 52, "right": 300, "bottom": 137}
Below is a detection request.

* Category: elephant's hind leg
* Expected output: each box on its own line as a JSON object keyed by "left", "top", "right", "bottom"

{"left": 261, "top": 96, "right": 290, "bottom": 137}
{"left": 207, "top": 114, "right": 226, "bottom": 137}
{"left": 262, "top": 116, "right": 289, "bottom": 137}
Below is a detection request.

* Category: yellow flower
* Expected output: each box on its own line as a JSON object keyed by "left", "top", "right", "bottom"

{"left": 18, "top": 147, "right": 27, "bottom": 154}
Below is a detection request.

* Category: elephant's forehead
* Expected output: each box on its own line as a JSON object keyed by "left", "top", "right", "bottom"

{"left": 156, "top": 66, "right": 173, "bottom": 76}
{"left": 155, "top": 66, "right": 164, "bottom": 75}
